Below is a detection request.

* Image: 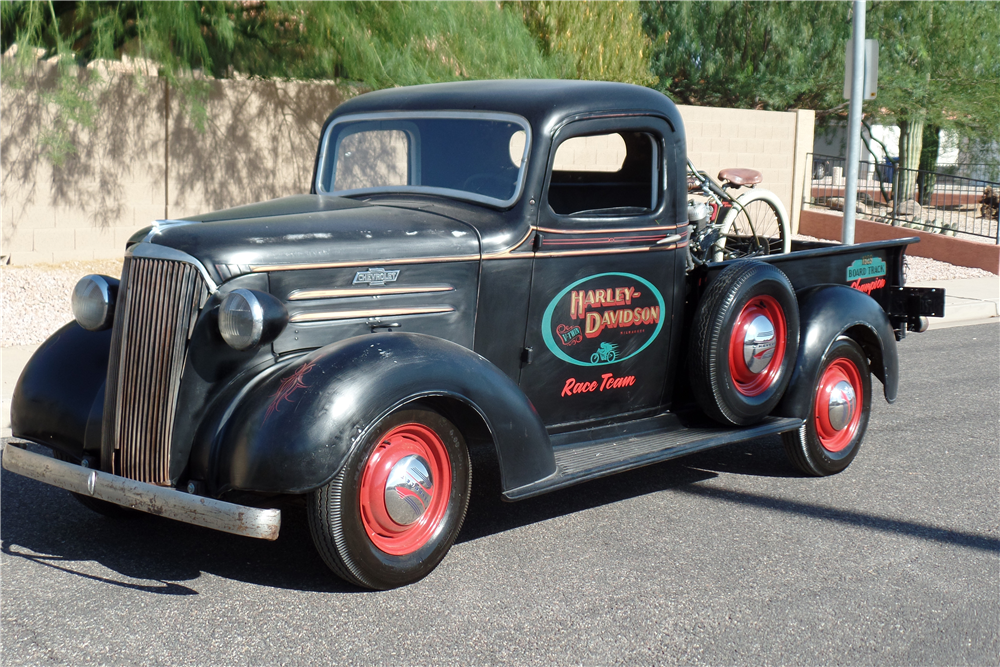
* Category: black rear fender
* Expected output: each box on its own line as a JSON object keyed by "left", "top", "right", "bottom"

{"left": 776, "top": 285, "right": 899, "bottom": 420}
{"left": 210, "top": 332, "right": 553, "bottom": 495}
{"left": 10, "top": 322, "right": 111, "bottom": 458}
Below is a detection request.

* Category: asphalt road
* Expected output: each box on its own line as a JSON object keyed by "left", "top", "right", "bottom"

{"left": 2, "top": 323, "right": 997, "bottom": 666}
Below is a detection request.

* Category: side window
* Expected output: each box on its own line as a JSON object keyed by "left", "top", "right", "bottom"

{"left": 547, "top": 131, "right": 660, "bottom": 216}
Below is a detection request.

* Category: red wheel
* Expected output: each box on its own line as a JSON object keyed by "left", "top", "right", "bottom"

{"left": 727, "top": 295, "right": 787, "bottom": 397}
{"left": 690, "top": 261, "right": 799, "bottom": 426}
{"left": 813, "top": 358, "right": 863, "bottom": 453}
{"left": 783, "top": 337, "right": 872, "bottom": 476}
{"left": 358, "top": 422, "right": 453, "bottom": 555}
{"left": 309, "top": 407, "right": 471, "bottom": 589}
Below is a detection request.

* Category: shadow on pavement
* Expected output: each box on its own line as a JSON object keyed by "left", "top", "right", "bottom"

{"left": 0, "top": 442, "right": 719, "bottom": 595}
{"left": 673, "top": 484, "right": 1000, "bottom": 554}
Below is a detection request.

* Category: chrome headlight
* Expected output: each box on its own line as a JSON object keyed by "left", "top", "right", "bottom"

{"left": 71, "top": 274, "right": 118, "bottom": 331}
{"left": 218, "top": 289, "right": 288, "bottom": 351}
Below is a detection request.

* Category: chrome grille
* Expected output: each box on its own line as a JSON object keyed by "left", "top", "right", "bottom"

{"left": 102, "top": 256, "right": 207, "bottom": 484}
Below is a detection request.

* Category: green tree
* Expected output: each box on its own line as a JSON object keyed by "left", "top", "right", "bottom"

{"left": 641, "top": 1, "right": 848, "bottom": 110}
{"left": 644, "top": 1, "right": 1000, "bottom": 203}
{"left": 1, "top": 1, "right": 561, "bottom": 163}
{"left": 866, "top": 1, "right": 1000, "bottom": 202}
{"left": 509, "top": 0, "right": 656, "bottom": 86}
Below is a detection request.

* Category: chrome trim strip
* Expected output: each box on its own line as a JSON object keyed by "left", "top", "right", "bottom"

{"left": 2, "top": 443, "right": 281, "bottom": 541}
{"left": 251, "top": 255, "right": 480, "bottom": 273}
{"left": 289, "top": 306, "right": 455, "bottom": 323}
{"left": 527, "top": 245, "right": 681, "bottom": 260}
{"left": 129, "top": 243, "right": 219, "bottom": 293}
{"left": 536, "top": 224, "right": 681, "bottom": 234}
{"left": 288, "top": 285, "right": 455, "bottom": 301}
{"left": 316, "top": 111, "right": 532, "bottom": 209}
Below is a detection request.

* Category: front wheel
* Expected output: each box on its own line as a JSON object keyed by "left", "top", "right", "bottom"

{"left": 717, "top": 189, "right": 791, "bottom": 259}
{"left": 308, "top": 407, "right": 471, "bottom": 590}
{"left": 782, "top": 337, "right": 872, "bottom": 476}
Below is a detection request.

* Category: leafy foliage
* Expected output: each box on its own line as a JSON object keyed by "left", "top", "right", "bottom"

{"left": 641, "top": 1, "right": 849, "bottom": 111}
{"left": 866, "top": 1, "right": 1000, "bottom": 192}
{"left": 508, "top": 0, "right": 656, "bottom": 86}
{"left": 1, "top": 1, "right": 563, "bottom": 162}
{"left": 1, "top": 1, "right": 560, "bottom": 85}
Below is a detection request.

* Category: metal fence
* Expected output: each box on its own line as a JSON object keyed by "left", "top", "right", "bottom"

{"left": 807, "top": 153, "right": 1000, "bottom": 244}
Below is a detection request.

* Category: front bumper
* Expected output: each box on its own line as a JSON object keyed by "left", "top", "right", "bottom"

{"left": 2, "top": 442, "right": 281, "bottom": 540}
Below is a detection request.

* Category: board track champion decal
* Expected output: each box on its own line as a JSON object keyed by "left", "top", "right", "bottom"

{"left": 542, "top": 272, "right": 665, "bottom": 366}
{"left": 847, "top": 255, "right": 887, "bottom": 295}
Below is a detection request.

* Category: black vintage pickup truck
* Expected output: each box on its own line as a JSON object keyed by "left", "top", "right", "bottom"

{"left": 5, "top": 80, "right": 943, "bottom": 589}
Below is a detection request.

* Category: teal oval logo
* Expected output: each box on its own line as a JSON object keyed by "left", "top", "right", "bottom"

{"left": 541, "top": 272, "right": 665, "bottom": 367}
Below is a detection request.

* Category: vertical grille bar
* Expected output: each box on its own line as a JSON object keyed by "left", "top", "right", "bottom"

{"left": 102, "top": 257, "right": 206, "bottom": 485}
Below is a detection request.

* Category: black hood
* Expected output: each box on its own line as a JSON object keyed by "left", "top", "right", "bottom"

{"left": 142, "top": 195, "right": 481, "bottom": 282}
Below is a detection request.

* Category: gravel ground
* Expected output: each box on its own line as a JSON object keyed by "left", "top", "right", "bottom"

{"left": 2, "top": 259, "right": 123, "bottom": 347}
{"left": 0, "top": 253, "right": 994, "bottom": 348}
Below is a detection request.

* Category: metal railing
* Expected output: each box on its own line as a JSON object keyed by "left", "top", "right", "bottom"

{"left": 807, "top": 153, "right": 1000, "bottom": 244}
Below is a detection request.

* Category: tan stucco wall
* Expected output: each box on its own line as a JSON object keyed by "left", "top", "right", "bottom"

{"left": 2, "top": 65, "right": 813, "bottom": 265}
{"left": 677, "top": 104, "right": 814, "bottom": 234}
{"left": 1, "top": 61, "right": 344, "bottom": 264}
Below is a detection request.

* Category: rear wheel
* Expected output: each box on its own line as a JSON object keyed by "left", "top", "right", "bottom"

{"left": 782, "top": 337, "right": 872, "bottom": 476}
{"left": 308, "top": 407, "right": 471, "bottom": 590}
{"left": 718, "top": 190, "right": 791, "bottom": 259}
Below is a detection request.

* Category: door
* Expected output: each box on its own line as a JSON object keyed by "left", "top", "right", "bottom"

{"left": 518, "top": 116, "right": 687, "bottom": 427}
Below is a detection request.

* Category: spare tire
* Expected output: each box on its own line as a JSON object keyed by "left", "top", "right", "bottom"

{"left": 690, "top": 261, "right": 799, "bottom": 426}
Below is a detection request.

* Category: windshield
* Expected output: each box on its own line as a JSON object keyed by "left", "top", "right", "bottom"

{"left": 316, "top": 112, "right": 531, "bottom": 207}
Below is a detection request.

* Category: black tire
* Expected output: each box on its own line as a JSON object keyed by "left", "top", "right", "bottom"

{"left": 782, "top": 337, "right": 871, "bottom": 476}
{"left": 308, "top": 407, "right": 471, "bottom": 590}
{"left": 690, "top": 261, "right": 799, "bottom": 426}
{"left": 54, "top": 451, "right": 139, "bottom": 519}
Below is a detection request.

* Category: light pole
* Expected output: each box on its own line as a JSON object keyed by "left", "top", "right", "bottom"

{"left": 843, "top": 1, "right": 867, "bottom": 245}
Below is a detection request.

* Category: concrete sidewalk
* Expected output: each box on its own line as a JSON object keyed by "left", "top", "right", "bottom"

{"left": 3, "top": 276, "right": 997, "bottom": 437}
{"left": 908, "top": 276, "right": 1000, "bottom": 329}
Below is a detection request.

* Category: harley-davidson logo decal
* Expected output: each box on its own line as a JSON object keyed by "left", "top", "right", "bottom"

{"left": 542, "top": 272, "right": 665, "bottom": 367}
{"left": 353, "top": 268, "right": 400, "bottom": 286}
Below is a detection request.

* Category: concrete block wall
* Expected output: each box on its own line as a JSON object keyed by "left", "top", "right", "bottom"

{"left": 2, "top": 62, "right": 344, "bottom": 265}
{"left": 2, "top": 64, "right": 814, "bottom": 265}
{"left": 678, "top": 105, "right": 815, "bottom": 233}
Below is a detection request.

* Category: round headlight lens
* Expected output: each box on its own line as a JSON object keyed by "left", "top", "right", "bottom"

{"left": 72, "top": 275, "right": 116, "bottom": 331}
{"left": 219, "top": 289, "right": 264, "bottom": 351}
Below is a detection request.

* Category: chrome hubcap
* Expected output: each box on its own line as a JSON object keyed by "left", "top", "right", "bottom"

{"left": 827, "top": 380, "right": 857, "bottom": 431}
{"left": 743, "top": 315, "right": 777, "bottom": 373}
{"left": 384, "top": 455, "right": 434, "bottom": 525}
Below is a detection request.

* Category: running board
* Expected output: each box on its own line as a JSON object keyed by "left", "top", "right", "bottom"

{"left": 503, "top": 415, "right": 803, "bottom": 501}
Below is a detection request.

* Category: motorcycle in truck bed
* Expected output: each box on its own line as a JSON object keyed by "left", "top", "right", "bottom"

{"left": 4, "top": 80, "right": 944, "bottom": 589}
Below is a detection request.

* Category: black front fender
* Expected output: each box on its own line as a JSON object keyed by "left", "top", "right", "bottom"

{"left": 10, "top": 322, "right": 111, "bottom": 457}
{"left": 212, "top": 333, "right": 553, "bottom": 495}
{"left": 776, "top": 285, "right": 899, "bottom": 420}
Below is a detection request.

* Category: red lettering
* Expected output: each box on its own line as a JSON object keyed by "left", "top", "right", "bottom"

{"left": 564, "top": 373, "right": 638, "bottom": 397}
{"left": 850, "top": 277, "right": 886, "bottom": 295}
